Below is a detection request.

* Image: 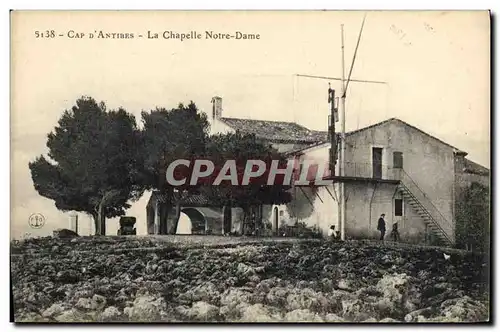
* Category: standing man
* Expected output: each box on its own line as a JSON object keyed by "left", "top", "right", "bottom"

{"left": 377, "top": 214, "right": 386, "bottom": 240}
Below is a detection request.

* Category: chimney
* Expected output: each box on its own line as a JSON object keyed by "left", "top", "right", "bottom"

{"left": 211, "top": 96, "right": 223, "bottom": 120}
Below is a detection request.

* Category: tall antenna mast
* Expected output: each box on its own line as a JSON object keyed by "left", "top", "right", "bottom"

{"left": 295, "top": 13, "right": 383, "bottom": 242}
{"left": 339, "top": 24, "right": 346, "bottom": 241}
{"left": 340, "top": 14, "right": 367, "bottom": 241}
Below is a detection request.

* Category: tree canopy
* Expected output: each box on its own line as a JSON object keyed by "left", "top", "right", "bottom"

{"left": 30, "top": 97, "right": 294, "bottom": 236}
{"left": 455, "top": 181, "right": 490, "bottom": 252}
{"left": 200, "top": 131, "right": 293, "bottom": 234}
{"left": 29, "top": 96, "right": 143, "bottom": 235}
{"left": 139, "top": 102, "right": 210, "bottom": 234}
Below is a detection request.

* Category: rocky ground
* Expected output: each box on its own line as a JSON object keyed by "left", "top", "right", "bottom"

{"left": 11, "top": 236, "right": 490, "bottom": 323}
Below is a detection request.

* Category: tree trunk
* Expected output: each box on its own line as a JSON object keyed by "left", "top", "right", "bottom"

{"left": 97, "top": 202, "right": 106, "bottom": 236}
{"left": 158, "top": 202, "right": 168, "bottom": 235}
{"left": 158, "top": 188, "right": 173, "bottom": 235}
{"left": 223, "top": 204, "right": 232, "bottom": 234}
{"left": 91, "top": 211, "right": 99, "bottom": 236}
{"left": 93, "top": 190, "right": 119, "bottom": 236}
{"left": 170, "top": 201, "right": 182, "bottom": 235}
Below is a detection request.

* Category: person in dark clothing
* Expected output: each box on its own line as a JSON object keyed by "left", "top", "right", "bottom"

{"left": 391, "top": 222, "right": 401, "bottom": 242}
{"left": 377, "top": 214, "right": 386, "bottom": 240}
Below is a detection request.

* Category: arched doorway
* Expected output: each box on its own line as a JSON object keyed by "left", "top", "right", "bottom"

{"left": 273, "top": 207, "right": 279, "bottom": 235}
{"left": 176, "top": 212, "right": 192, "bottom": 234}
{"left": 181, "top": 208, "right": 207, "bottom": 234}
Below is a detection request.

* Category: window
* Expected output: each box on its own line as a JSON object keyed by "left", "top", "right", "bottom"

{"left": 395, "top": 199, "right": 403, "bottom": 217}
{"left": 393, "top": 152, "right": 403, "bottom": 169}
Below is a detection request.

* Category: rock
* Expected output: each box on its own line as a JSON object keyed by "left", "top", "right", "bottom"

{"left": 220, "top": 288, "right": 252, "bottom": 307}
{"left": 16, "top": 312, "right": 48, "bottom": 322}
{"left": 145, "top": 261, "right": 158, "bottom": 274}
{"left": 288, "top": 250, "right": 300, "bottom": 259}
{"left": 324, "top": 313, "right": 345, "bottom": 322}
{"left": 362, "top": 317, "right": 378, "bottom": 322}
{"left": 239, "top": 304, "right": 279, "bottom": 322}
{"left": 438, "top": 296, "right": 489, "bottom": 322}
{"left": 338, "top": 279, "right": 351, "bottom": 290}
{"left": 434, "top": 282, "right": 453, "bottom": 290}
{"left": 254, "top": 266, "right": 265, "bottom": 273}
{"left": 341, "top": 297, "right": 362, "bottom": 318}
{"left": 178, "top": 282, "right": 220, "bottom": 305}
{"left": 406, "top": 307, "right": 433, "bottom": 320}
{"left": 53, "top": 228, "right": 79, "bottom": 239}
{"left": 285, "top": 288, "right": 330, "bottom": 313}
{"left": 75, "top": 297, "right": 93, "bottom": 310}
{"left": 374, "top": 273, "right": 420, "bottom": 316}
{"left": 284, "top": 309, "right": 324, "bottom": 322}
{"left": 186, "top": 301, "right": 219, "bottom": 321}
{"left": 248, "top": 274, "right": 261, "bottom": 283}
{"left": 380, "top": 317, "right": 400, "bottom": 322}
{"left": 236, "top": 263, "right": 255, "bottom": 277}
{"left": 56, "top": 270, "right": 80, "bottom": 283}
{"left": 42, "top": 303, "right": 66, "bottom": 318}
{"left": 124, "top": 295, "right": 166, "bottom": 322}
{"left": 73, "top": 289, "right": 94, "bottom": 301}
{"left": 99, "top": 306, "right": 122, "bottom": 321}
{"left": 54, "top": 309, "right": 92, "bottom": 322}
{"left": 91, "top": 294, "right": 107, "bottom": 310}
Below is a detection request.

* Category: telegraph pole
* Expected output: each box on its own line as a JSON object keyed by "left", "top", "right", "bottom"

{"left": 328, "top": 84, "right": 337, "bottom": 176}
{"left": 295, "top": 14, "right": 387, "bottom": 241}
{"left": 339, "top": 24, "right": 347, "bottom": 241}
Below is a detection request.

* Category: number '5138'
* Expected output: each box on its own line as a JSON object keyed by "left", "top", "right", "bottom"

{"left": 34, "top": 30, "right": 56, "bottom": 38}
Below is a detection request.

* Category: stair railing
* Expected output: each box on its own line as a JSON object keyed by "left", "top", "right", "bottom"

{"left": 396, "top": 169, "right": 454, "bottom": 244}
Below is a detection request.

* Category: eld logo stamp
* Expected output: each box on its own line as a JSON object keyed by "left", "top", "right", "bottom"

{"left": 28, "top": 213, "right": 45, "bottom": 229}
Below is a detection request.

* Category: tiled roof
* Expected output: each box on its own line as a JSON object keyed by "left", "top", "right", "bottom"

{"left": 148, "top": 191, "right": 216, "bottom": 207}
{"left": 220, "top": 117, "right": 328, "bottom": 143}
{"left": 463, "top": 158, "right": 489, "bottom": 176}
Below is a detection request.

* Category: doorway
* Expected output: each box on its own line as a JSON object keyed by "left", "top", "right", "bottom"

{"left": 372, "top": 147, "right": 383, "bottom": 179}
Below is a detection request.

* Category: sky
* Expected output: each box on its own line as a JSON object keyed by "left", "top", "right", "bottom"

{"left": 10, "top": 11, "right": 490, "bottom": 239}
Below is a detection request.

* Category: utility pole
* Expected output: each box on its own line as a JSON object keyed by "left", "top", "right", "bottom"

{"left": 327, "top": 84, "right": 337, "bottom": 176}
{"left": 339, "top": 24, "right": 347, "bottom": 241}
{"left": 295, "top": 14, "right": 387, "bottom": 241}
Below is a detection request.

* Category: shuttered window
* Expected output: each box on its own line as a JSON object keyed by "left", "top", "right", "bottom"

{"left": 393, "top": 152, "right": 403, "bottom": 169}
{"left": 395, "top": 199, "right": 403, "bottom": 216}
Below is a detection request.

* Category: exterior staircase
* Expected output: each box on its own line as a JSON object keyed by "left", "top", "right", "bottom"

{"left": 396, "top": 170, "right": 454, "bottom": 247}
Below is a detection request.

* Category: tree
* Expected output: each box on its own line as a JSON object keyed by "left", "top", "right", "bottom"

{"left": 139, "top": 102, "right": 210, "bottom": 234}
{"left": 201, "top": 131, "right": 293, "bottom": 235}
{"left": 29, "top": 96, "right": 143, "bottom": 235}
{"left": 455, "top": 181, "right": 490, "bottom": 252}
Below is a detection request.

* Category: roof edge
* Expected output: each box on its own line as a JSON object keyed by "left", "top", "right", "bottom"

{"left": 346, "top": 118, "right": 467, "bottom": 154}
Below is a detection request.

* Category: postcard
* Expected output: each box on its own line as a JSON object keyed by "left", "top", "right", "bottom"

{"left": 10, "top": 10, "right": 491, "bottom": 323}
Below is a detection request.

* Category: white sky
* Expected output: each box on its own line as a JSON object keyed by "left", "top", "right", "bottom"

{"left": 10, "top": 11, "right": 490, "bottom": 238}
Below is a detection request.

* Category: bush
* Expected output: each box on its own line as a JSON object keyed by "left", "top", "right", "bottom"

{"left": 278, "top": 222, "right": 323, "bottom": 239}
{"left": 455, "top": 182, "right": 490, "bottom": 252}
